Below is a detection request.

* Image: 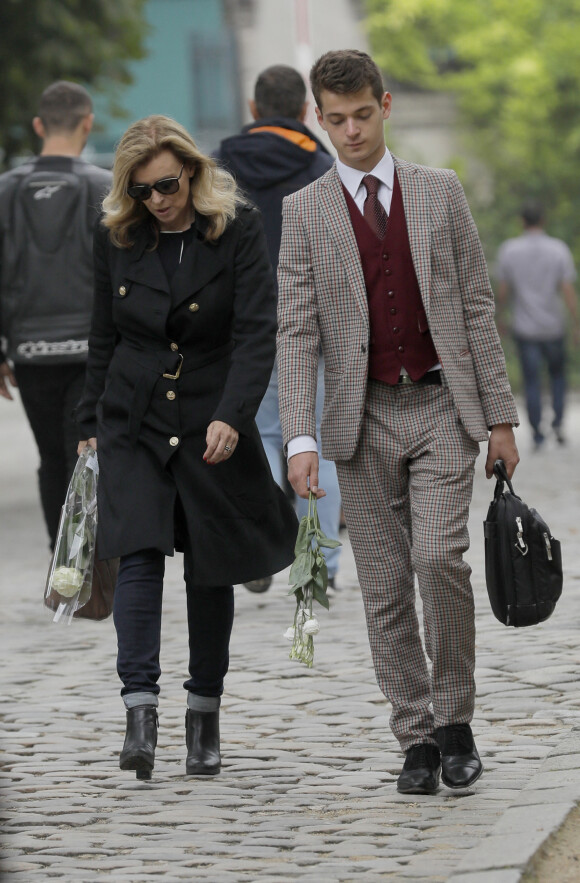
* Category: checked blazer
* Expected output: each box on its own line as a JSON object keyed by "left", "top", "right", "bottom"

{"left": 277, "top": 155, "right": 519, "bottom": 461}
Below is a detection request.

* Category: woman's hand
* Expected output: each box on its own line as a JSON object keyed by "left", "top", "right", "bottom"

{"left": 204, "top": 421, "right": 239, "bottom": 464}
{"left": 77, "top": 438, "right": 97, "bottom": 455}
{"left": 0, "top": 362, "right": 17, "bottom": 401}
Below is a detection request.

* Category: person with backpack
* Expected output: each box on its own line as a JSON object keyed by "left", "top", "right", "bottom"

{"left": 0, "top": 81, "right": 112, "bottom": 549}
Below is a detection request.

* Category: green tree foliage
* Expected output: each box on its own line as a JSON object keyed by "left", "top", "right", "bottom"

{"left": 0, "top": 0, "right": 148, "bottom": 166}
{"left": 365, "top": 0, "right": 580, "bottom": 259}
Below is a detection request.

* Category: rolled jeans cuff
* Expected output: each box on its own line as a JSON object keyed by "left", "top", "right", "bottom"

{"left": 187, "top": 693, "right": 221, "bottom": 712}
{"left": 123, "top": 692, "right": 159, "bottom": 709}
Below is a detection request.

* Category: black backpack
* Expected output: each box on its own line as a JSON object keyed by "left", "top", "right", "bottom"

{"left": 0, "top": 159, "right": 110, "bottom": 364}
{"left": 483, "top": 460, "right": 563, "bottom": 627}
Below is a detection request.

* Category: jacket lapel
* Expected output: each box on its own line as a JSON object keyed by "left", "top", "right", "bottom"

{"left": 122, "top": 225, "right": 170, "bottom": 294}
{"left": 319, "top": 167, "right": 369, "bottom": 327}
{"left": 394, "top": 156, "right": 431, "bottom": 317}
{"left": 119, "top": 218, "right": 226, "bottom": 303}
{"left": 170, "top": 215, "right": 226, "bottom": 307}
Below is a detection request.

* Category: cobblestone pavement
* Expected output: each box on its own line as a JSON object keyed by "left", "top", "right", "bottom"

{"left": 1, "top": 393, "right": 580, "bottom": 882}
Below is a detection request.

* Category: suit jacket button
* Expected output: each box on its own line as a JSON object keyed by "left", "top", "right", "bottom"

{"left": 170, "top": 342, "right": 179, "bottom": 352}
{"left": 119, "top": 285, "right": 127, "bottom": 296}
{"left": 189, "top": 302, "right": 199, "bottom": 312}
{"left": 169, "top": 436, "right": 179, "bottom": 446}
{"left": 166, "top": 390, "right": 176, "bottom": 401}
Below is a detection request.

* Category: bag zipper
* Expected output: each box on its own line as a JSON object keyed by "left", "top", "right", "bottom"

{"left": 515, "top": 516, "right": 528, "bottom": 556}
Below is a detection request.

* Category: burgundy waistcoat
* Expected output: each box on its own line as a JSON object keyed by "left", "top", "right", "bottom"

{"left": 343, "top": 171, "right": 438, "bottom": 383}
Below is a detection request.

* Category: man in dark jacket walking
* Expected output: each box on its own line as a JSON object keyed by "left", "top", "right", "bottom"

{"left": 0, "top": 81, "right": 111, "bottom": 548}
{"left": 216, "top": 64, "right": 342, "bottom": 592}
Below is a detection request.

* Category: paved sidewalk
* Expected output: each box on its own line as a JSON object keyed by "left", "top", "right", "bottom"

{"left": 1, "top": 393, "right": 580, "bottom": 882}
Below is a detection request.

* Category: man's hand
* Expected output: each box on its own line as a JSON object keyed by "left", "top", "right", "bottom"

{"left": 0, "top": 362, "right": 17, "bottom": 401}
{"left": 485, "top": 423, "right": 519, "bottom": 479}
{"left": 288, "top": 451, "right": 326, "bottom": 500}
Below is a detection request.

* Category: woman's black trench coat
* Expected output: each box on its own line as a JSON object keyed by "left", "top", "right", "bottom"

{"left": 76, "top": 205, "right": 298, "bottom": 586}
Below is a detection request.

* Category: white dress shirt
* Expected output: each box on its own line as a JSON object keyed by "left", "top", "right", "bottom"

{"left": 337, "top": 149, "right": 394, "bottom": 216}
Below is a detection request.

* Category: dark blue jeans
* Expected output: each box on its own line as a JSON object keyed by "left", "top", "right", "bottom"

{"left": 113, "top": 547, "right": 234, "bottom": 700}
{"left": 515, "top": 337, "right": 566, "bottom": 440}
{"left": 14, "top": 362, "right": 86, "bottom": 549}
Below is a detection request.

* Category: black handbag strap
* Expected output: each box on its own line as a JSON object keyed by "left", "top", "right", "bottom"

{"left": 493, "top": 458, "right": 516, "bottom": 500}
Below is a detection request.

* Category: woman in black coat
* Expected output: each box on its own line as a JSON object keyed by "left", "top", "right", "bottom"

{"left": 76, "top": 115, "right": 297, "bottom": 780}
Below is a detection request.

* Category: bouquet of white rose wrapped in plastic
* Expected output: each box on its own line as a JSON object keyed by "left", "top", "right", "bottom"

{"left": 44, "top": 446, "right": 99, "bottom": 624}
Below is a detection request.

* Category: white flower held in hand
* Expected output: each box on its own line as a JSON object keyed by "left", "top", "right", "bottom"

{"left": 287, "top": 492, "right": 341, "bottom": 667}
{"left": 303, "top": 617, "right": 320, "bottom": 636}
{"left": 51, "top": 566, "right": 84, "bottom": 598}
{"left": 284, "top": 627, "right": 295, "bottom": 641}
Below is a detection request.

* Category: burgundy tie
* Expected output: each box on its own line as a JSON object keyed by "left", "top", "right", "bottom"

{"left": 363, "top": 174, "right": 388, "bottom": 239}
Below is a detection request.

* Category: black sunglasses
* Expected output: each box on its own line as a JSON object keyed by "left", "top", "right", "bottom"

{"left": 127, "top": 164, "right": 185, "bottom": 201}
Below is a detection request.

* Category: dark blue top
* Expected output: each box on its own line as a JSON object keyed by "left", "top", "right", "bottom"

{"left": 215, "top": 117, "right": 334, "bottom": 280}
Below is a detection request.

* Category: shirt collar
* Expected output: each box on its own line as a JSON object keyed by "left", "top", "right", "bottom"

{"left": 336, "top": 149, "right": 395, "bottom": 200}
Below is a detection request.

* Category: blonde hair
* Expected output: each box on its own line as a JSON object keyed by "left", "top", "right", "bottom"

{"left": 102, "top": 115, "right": 243, "bottom": 248}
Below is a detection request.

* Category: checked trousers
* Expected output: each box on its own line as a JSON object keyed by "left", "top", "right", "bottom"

{"left": 335, "top": 378, "right": 480, "bottom": 752}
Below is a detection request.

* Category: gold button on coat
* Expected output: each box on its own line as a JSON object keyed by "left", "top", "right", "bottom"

{"left": 170, "top": 342, "right": 179, "bottom": 351}
{"left": 169, "top": 436, "right": 179, "bottom": 446}
{"left": 189, "top": 302, "right": 199, "bottom": 312}
{"left": 166, "top": 390, "right": 176, "bottom": 401}
{"left": 119, "top": 285, "right": 127, "bottom": 296}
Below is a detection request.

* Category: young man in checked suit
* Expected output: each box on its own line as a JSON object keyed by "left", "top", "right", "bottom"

{"left": 277, "top": 50, "right": 520, "bottom": 794}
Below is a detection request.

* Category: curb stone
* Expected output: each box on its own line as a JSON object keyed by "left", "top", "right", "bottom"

{"left": 448, "top": 726, "right": 580, "bottom": 881}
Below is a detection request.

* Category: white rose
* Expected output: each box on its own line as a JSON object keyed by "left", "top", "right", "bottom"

{"left": 51, "top": 566, "right": 84, "bottom": 598}
{"left": 284, "top": 626, "right": 295, "bottom": 641}
{"left": 303, "top": 617, "right": 320, "bottom": 636}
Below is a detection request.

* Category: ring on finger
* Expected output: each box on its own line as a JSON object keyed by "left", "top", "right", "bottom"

{"left": 224, "top": 444, "right": 232, "bottom": 453}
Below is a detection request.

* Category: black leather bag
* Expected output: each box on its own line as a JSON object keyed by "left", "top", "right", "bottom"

{"left": 483, "top": 460, "right": 563, "bottom": 627}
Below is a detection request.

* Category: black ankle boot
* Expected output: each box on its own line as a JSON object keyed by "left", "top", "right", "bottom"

{"left": 119, "top": 705, "right": 158, "bottom": 780}
{"left": 185, "top": 708, "right": 221, "bottom": 775}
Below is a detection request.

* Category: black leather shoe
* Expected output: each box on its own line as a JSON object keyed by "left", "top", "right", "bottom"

{"left": 185, "top": 709, "right": 221, "bottom": 775}
{"left": 119, "top": 705, "right": 158, "bottom": 780}
{"left": 434, "top": 724, "right": 483, "bottom": 789}
{"left": 397, "top": 743, "right": 441, "bottom": 794}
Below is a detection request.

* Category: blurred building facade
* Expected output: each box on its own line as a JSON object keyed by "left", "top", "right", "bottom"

{"left": 87, "top": 0, "right": 462, "bottom": 175}
{"left": 88, "top": 0, "right": 369, "bottom": 163}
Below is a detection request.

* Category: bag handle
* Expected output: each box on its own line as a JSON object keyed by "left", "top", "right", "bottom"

{"left": 493, "top": 458, "right": 516, "bottom": 497}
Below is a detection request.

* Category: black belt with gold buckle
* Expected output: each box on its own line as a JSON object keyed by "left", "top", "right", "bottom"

{"left": 397, "top": 370, "right": 441, "bottom": 386}
{"left": 163, "top": 353, "right": 184, "bottom": 380}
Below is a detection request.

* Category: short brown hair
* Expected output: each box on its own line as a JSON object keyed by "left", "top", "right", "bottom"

{"left": 310, "top": 50, "right": 384, "bottom": 110}
{"left": 254, "top": 65, "right": 306, "bottom": 119}
{"left": 521, "top": 200, "right": 544, "bottom": 228}
{"left": 38, "top": 81, "right": 93, "bottom": 134}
